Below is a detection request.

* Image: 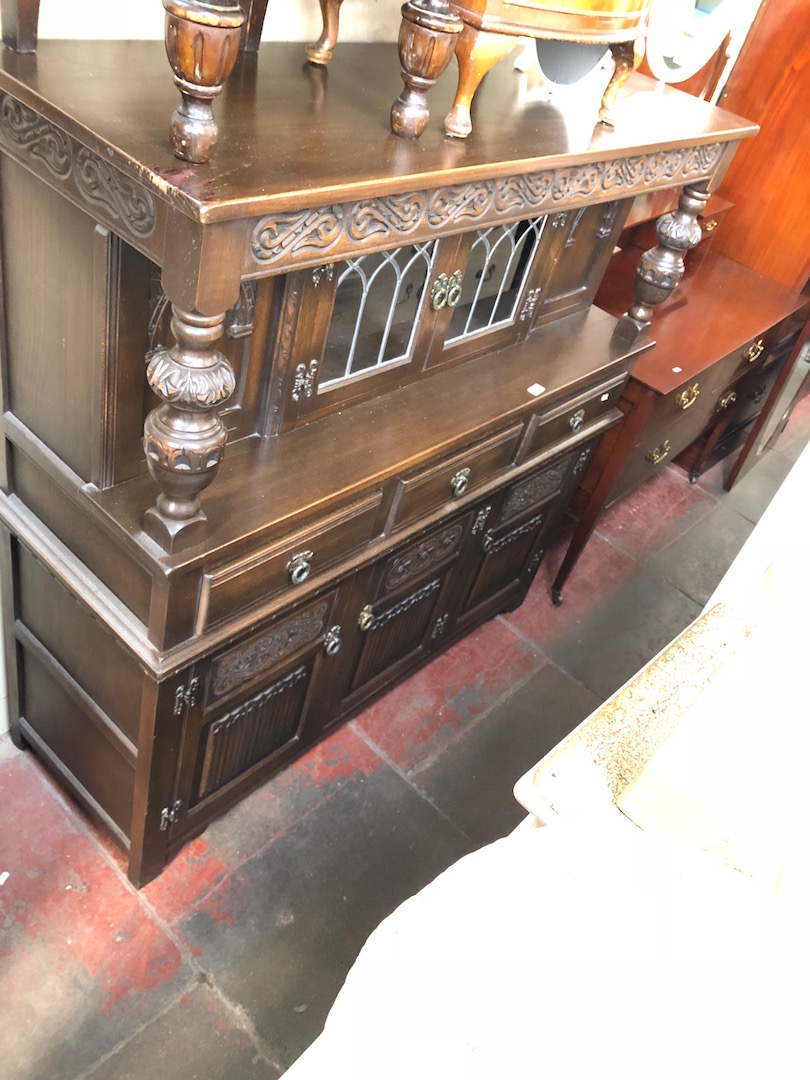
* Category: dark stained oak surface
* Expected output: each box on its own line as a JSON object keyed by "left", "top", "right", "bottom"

{"left": 0, "top": 41, "right": 758, "bottom": 222}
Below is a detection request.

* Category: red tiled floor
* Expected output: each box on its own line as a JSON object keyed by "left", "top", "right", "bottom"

{"left": 352, "top": 618, "right": 539, "bottom": 773}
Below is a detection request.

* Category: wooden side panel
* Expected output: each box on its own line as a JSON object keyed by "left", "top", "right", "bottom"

{"left": 1, "top": 159, "right": 103, "bottom": 480}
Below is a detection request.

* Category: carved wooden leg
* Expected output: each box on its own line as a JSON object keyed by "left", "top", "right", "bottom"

{"left": 598, "top": 37, "right": 643, "bottom": 127}
{"left": 163, "top": 1, "right": 245, "bottom": 164}
{"left": 613, "top": 182, "right": 710, "bottom": 345}
{"left": 1, "top": 0, "right": 40, "bottom": 52}
{"left": 306, "top": 0, "right": 346, "bottom": 65}
{"left": 143, "top": 306, "right": 236, "bottom": 554}
{"left": 390, "top": 0, "right": 463, "bottom": 140}
{"left": 445, "top": 24, "right": 517, "bottom": 139}
{"left": 238, "top": 0, "right": 269, "bottom": 52}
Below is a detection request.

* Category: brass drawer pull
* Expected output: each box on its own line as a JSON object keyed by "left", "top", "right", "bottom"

{"left": 703, "top": 218, "right": 718, "bottom": 232}
{"left": 568, "top": 408, "right": 586, "bottom": 433}
{"left": 431, "top": 269, "right": 463, "bottom": 311}
{"left": 287, "top": 550, "right": 314, "bottom": 586}
{"left": 324, "top": 625, "right": 342, "bottom": 656}
{"left": 746, "top": 339, "right": 765, "bottom": 363}
{"left": 646, "top": 439, "right": 670, "bottom": 466}
{"left": 450, "top": 468, "right": 470, "bottom": 497}
{"left": 749, "top": 383, "right": 766, "bottom": 405}
{"left": 358, "top": 605, "right": 375, "bottom": 632}
{"left": 675, "top": 383, "right": 700, "bottom": 410}
{"left": 719, "top": 390, "right": 737, "bottom": 410}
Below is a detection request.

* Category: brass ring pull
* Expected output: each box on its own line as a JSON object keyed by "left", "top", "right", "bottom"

{"left": 287, "top": 550, "right": 314, "bottom": 586}
{"left": 447, "top": 270, "right": 463, "bottom": 308}
{"left": 675, "top": 383, "right": 700, "bottom": 410}
{"left": 324, "top": 626, "right": 342, "bottom": 656}
{"left": 358, "top": 605, "right": 375, "bottom": 632}
{"left": 646, "top": 439, "right": 670, "bottom": 466}
{"left": 568, "top": 409, "right": 586, "bottom": 433}
{"left": 450, "top": 468, "right": 470, "bottom": 497}
{"left": 719, "top": 390, "right": 737, "bottom": 410}
{"left": 746, "top": 339, "right": 765, "bottom": 363}
{"left": 430, "top": 274, "right": 449, "bottom": 311}
{"left": 703, "top": 219, "right": 718, "bottom": 232}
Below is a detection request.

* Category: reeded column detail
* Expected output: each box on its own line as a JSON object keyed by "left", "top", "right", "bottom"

{"left": 390, "top": 0, "right": 463, "bottom": 139}
{"left": 614, "top": 182, "right": 710, "bottom": 344}
{"left": 143, "top": 306, "right": 236, "bottom": 553}
{"left": 163, "top": 0, "right": 245, "bottom": 164}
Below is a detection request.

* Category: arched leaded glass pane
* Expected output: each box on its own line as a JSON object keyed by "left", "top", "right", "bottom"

{"left": 446, "top": 217, "right": 547, "bottom": 343}
{"left": 320, "top": 242, "right": 437, "bottom": 389}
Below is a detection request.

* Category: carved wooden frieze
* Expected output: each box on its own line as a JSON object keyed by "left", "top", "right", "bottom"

{"left": 248, "top": 144, "right": 723, "bottom": 274}
{"left": 499, "top": 459, "right": 570, "bottom": 525}
{"left": 209, "top": 598, "right": 331, "bottom": 701}
{"left": 0, "top": 92, "right": 158, "bottom": 245}
{"left": 382, "top": 522, "right": 465, "bottom": 593}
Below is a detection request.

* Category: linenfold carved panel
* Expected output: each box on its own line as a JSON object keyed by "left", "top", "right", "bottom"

{"left": 249, "top": 144, "right": 723, "bottom": 273}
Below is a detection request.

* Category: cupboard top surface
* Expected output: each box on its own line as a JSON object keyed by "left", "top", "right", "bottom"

{"left": 0, "top": 41, "right": 757, "bottom": 224}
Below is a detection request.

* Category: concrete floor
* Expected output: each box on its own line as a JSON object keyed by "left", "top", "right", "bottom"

{"left": 2, "top": 394, "right": 809, "bottom": 1080}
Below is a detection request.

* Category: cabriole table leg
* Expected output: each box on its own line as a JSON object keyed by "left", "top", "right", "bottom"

{"left": 391, "top": 0, "right": 463, "bottom": 139}
{"left": 306, "top": 0, "right": 346, "bottom": 65}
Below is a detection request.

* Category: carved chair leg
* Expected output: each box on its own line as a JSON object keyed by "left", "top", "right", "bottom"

{"left": 143, "top": 306, "right": 236, "bottom": 554}
{"left": 613, "top": 182, "right": 710, "bottom": 345}
{"left": 1, "top": 0, "right": 41, "bottom": 52}
{"left": 163, "top": 0, "right": 245, "bottom": 164}
{"left": 445, "top": 24, "right": 516, "bottom": 139}
{"left": 599, "top": 37, "right": 644, "bottom": 126}
{"left": 238, "top": 0, "right": 269, "bottom": 53}
{"left": 306, "top": 0, "right": 346, "bottom": 65}
{"left": 390, "top": 0, "right": 463, "bottom": 139}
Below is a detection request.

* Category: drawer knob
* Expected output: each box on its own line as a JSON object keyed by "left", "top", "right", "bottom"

{"left": 746, "top": 339, "right": 765, "bottom": 363}
{"left": 450, "top": 468, "right": 470, "bottom": 497}
{"left": 646, "top": 439, "right": 670, "bottom": 466}
{"left": 324, "top": 625, "right": 342, "bottom": 656}
{"left": 719, "top": 390, "right": 737, "bottom": 410}
{"left": 675, "top": 383, "right": 700, "bottom": 410}
{"left": 358, "top": 605, "right": 375, "bottom": 632}
{"left": 287, "top": 550, "right": 314, "bottom": 586}
{"left": 703, "top": 219, "right": 718, "bottom": 233}
{"left": 568, "top": 409, "right": 586, "bottom": 433}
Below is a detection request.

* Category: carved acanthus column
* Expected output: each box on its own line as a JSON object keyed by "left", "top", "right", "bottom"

{"left": 390, "top": 0, "right": 463, "bottom": 139}
{"left": 143, "top": 306, "right": 235, "bottom": 553}
{"left": 163, "top": 0, "right": 245, "bottom": 164}
{"left": 614, "top": 182, "right": 711, "bottom": 344}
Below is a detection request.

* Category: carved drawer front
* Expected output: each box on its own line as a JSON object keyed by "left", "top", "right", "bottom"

{"left": 518, "top": 374, "right": 625, "bottom": 463}
{"left": 197, "top": 490, "right": 384, "bottom": 631}
{"left": 376, "top": 514, "right": 472, "bottom": 600}
{"left": 386, "top": 424, "right": 523, "bottom": 531}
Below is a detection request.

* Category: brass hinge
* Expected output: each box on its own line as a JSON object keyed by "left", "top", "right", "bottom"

{"left": 173, "top": 677, "right": 200, "bottom": 716}
{"left": 159, "top": 799, "right": 182, "bottom": 831}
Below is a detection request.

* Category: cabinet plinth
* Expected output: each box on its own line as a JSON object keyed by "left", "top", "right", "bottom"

{"left": 0, "top": 41, "right": 756, "bottom": 886}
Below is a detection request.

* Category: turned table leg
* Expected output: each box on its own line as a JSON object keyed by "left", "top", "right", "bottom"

{"left": 163, "top": 0, "right": 245, "bottom": 164}
{"left": 143, "top": 305, "right": 236, "bottom": 554}
{"left": 613, "top": 182, "right": 711, "bottom": 345}
{"left": 306, "top": 0, "right": 346, "bottom": 65}
{"left": 1, "top": 0, "right": 40, "bottom": 52}
{"left": 445, "top": 23, "right": 517, "bottom": 139}
{"left": 390, "top": 0, "right": 463, "bottom": 139}
{"left": 599, "top": 37, "right": 644, "bottom": 127}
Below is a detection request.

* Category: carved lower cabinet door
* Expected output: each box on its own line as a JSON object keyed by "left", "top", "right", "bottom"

{"left": 164, "top": 589, "right": 348, "bottom": 845}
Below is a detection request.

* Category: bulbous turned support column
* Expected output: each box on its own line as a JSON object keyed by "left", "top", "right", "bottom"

{"left": 390, "top": 0, "right": 463, "bottom": 139}
{"left": 163, "top": 0, "right": 245, "bottom": 164}
{"left": 613, "top": 182, "right": 710, "bottom": 345}
{"left": 143, "top": 306, "right": 236, "bottom": 554}
{"left": 306, "top": 0, "right": 346, "bottom": 65}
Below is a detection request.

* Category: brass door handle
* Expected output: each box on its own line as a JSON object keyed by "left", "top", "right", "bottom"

{"left": 675, "top": 383, "right": 700, "bottom": 410}
{"left": 719, "top": 390, "right": 737, "bottom": 410}
{"left": 568, "top": 409, "right": 586, "bottom": 433}
{"left": 358, "top": 605, "right": 375, "bottom": 632}
{"left": 450, "top": 468, "right": 470, "bottom": 497}
{"left": 431, "top": 270, "right": 463, "bottom": 311}
{"left": 646, "top": 439, "right": 670, "bottom": 466}
{"left": 324, "top": 625, "right": 342, "bottom": 656}
{"left": 447, "top": 270, "right": 463, "bottom": 308}
{"left": 703, "top": 218, "right": 718, "bottom": 232}
{"left": 746, "top": 339, "right": 765, "bottom": 363}
{"left": 287, "top": 550, "right": 314, "bottom": 586}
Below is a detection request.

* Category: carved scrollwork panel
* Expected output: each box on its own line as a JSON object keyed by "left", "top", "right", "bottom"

{"left": 383, "top": 522, "right": 465, "bottom": 594}
{"left": 0, "top": 97, "right": 72, "bottom": 177}
{"left": 74, "top": 148, "right": 156, "bottom": 237}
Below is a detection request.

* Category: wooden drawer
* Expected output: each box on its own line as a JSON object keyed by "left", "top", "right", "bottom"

{"left": 197, "top": 490, "right": 384, "bottom": 631}
{"left": 386, "top": 424, "right": 523, "bottom": 531}
{"left": 517, "top": 375, "right": 625, "bottom": 463}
